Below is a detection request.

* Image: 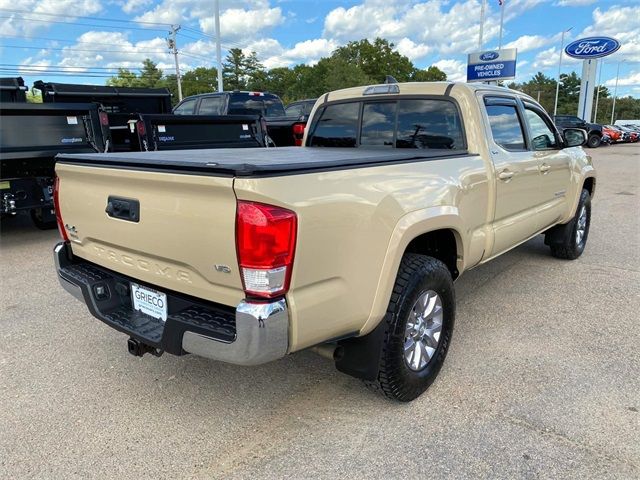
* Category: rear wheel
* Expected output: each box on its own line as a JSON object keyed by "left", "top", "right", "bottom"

{"left": 365, "top": 254, "right": 455, "bottom": 402}
{"left": 586, "top": 134, "right": 601, "bottom": 148}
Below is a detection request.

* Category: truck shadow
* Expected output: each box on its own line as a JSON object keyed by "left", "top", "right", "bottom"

{"left": 0, "top": 215, "right": 59, "bottom": 248}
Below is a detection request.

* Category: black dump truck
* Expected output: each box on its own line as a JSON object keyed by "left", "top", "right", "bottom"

{"left": 1, "top": 80, "right": 268, "bottom": 229}
{"left": 0, "top": 100, "right": 111, "bottom": 228}
{"left": 35, "top": 81, "right": 267, "bottom": 152}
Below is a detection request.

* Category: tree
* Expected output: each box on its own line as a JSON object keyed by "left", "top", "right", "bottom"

{"left": 557, "top": 71, "right": 581, "bottom": 115}
{"left": 411, "top": 66, "right": 447, "bottom": 82}
{"left": 223, "top": 48, "right": 264, "bottom": 90}
{"left": 331, "top": 38, "right": 415, "bottom": 83}
{"left": 107, "top": 68, "right": 140, "bottom": 87}
{"left": 138, "top": 59, "right": 163, "bottom": 87}
{"left": 107, "top": 59, "right": 163, "bottom": 88}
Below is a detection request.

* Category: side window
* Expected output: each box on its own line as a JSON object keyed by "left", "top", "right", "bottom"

{"left": 308, "top": 102, "right": 359, "bottom": 147}
{"left": 173, "top": 98, "right": 196, "bottom": 115}
{"left": 396, "top": 100, "right": 464, "bottom": 150}
{"left": 360, "top": 102, "right": 396, "bottom": 147}
{"left": 199, "top": 96, "right": 222, "bottom": 115}
{"left": 524, "top": 107, "right": 558, "bottom": 150}
{"left": 486, "top": 104, "right": 526, "bottom": 151}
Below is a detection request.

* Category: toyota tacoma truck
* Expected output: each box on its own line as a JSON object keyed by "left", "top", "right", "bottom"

{"left": 53, "top": 82, "right": 596, "bottom": 401}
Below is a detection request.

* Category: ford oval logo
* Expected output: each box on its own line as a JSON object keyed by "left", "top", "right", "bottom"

{"left": 564, "top": 37, "right": 620, "bottom": 59}
{"left": 480, "top": 51, "right": 499, "bottom": 61}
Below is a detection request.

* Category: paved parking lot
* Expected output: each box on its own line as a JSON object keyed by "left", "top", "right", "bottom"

{"left": 1, "top": 144, "right": 638, "bottom": 479}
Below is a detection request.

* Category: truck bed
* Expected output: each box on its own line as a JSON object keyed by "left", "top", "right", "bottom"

{"left": 57, "top": 147, "right": 471, "bottom": 177}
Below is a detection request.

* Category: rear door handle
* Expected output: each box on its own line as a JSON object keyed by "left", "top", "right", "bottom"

{"left": 106, "top": 196, "right": 140, "bottom": 222}
{"left": 498, "top": 170, "right": 514, "bottom": 181}
{"left": 540, "top": 163, "right": 551, "bottom": 174}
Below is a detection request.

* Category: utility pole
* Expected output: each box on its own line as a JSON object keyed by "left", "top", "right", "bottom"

{"left": 168, "top": 25, "right": 183, "bottom": 101}
{"left": 611, "top": 60, "right": 622, "bottom": 124}
{"left": 215, "top": 0, "right": 223, "bottom": 92}
{"left": 553, "top": 27, "right": 572, "bottom": 116}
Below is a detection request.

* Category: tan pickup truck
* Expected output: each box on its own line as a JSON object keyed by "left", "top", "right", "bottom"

{"left": 53, "top": 82, "right": 596, "bottom": 401}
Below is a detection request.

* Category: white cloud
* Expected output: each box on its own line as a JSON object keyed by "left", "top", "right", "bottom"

{"left": 433, "top": 58, "right": 466, "bottom": 82}
{"left": 604, "top": 71, "right": 640, "bottom": 88}
{"left": 554, "top": 0, "right": 595, "bottom": 6}
{"left": 323, "top": 0, "right": 508, "bottom": 56}
{"left": 199, "top": 6, "right": 284, "bottom": 41}
{"left": 504, "top": 34, "right": 561, "bottom": 54}
{"left": 260, "top": 38, "right": 338, "bottom": 69}
{"left": 0, "top": 0, "right": 102, "bottom": 35}
{"left": 580, "top": 6, "right": 640, "bottom": 62}
{"left": 121, "top": 0, "right": 153, "bottom": 14}
{"left": 395, "top": 38, "right": 431, "bottom": 61}
{"left": 532, "top": 46, "right": 579, "bottom": 70}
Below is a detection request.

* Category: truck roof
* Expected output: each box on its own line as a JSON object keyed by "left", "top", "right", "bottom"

{"left": 57, "top": 147, "right": 471, "bottom": 177}
{"left": 320, "top": 81, "right": 533, "bottom": 103}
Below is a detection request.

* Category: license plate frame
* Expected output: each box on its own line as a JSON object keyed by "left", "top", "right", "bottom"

{"left": 131, "top": 283, "right": 168, "bottom": 322}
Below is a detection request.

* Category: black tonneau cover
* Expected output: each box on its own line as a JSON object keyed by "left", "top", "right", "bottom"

{"left": 57, "top": 147, "right": 470, "bottom": 177}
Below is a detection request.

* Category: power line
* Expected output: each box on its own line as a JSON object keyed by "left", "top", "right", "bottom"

{"left": 0, "top": 8, "right": 173, "bottom": 26}
{"left": 2, "top": 44, "right": 172, "bottom": 55}
{"left": 0, "top": 14, "right": 169, "bottom": 32}
{"left": 0, "top": 33, "right": 164, "bottom": 48}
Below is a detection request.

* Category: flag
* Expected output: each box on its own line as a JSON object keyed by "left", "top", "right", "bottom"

{"left": 498, "top": 0, "right": 503, "bottom": 5}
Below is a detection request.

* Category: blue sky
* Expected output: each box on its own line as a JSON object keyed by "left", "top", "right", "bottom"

{"left": 1, "top": 0, "right": 638, "bottom": 97}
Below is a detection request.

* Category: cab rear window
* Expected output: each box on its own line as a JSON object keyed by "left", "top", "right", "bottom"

{"left": 308, "top": 98, "right": 465, "bottom": 150}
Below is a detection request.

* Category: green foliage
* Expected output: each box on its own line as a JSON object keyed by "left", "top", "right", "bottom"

{"left": 106, "top": 58, "right": 164, "bottom": 88}
{"left": 412, "top": 66, "right": 447, "bottom": 82}
{"left": 223, "top": 48, "right": 264, "bottom": 90}
{"left": 509, "top": 70, "right": 640, "bottom": 123}
{"left": 26, "top": 89, "right": 43, "bottom": 103}
{"left": 104, "top": 38, "right": 451, "bottom": 105}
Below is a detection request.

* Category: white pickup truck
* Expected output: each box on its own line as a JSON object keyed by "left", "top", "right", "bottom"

{"left": 53, "top": 82, "right": 595, "bottom": 401}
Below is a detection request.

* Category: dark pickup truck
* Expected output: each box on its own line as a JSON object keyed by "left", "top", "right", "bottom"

{"left": 0, "top": 77, "right": 28, "bottom": 103}
{"left": 553, "top": 115, "right": 603, "bottom": 148}
{"left": 173, "top": 91, "right": 309, "bottom": 147}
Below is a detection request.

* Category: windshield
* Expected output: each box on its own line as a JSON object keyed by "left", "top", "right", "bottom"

{"left": 228, "top": 94, "right": 286, "bottom": 117}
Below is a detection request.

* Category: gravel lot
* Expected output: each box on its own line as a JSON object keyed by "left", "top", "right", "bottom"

{"left": 1, "top": 143, "right": 638, "bottom": 479}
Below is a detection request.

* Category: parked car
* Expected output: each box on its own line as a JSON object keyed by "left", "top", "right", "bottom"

{"left": 173, "top": 91, "right": 306, "bottom": 147}
{"left": 553, "top": 115, "right": 603, "bottom": 148}
{"left": 617, "top": 125, "right": 639, "bottom": 143}
{"left": 53, "top": 81, "right": 595, "bottom": 402}
{"left": 602, "top": 125, "right": 623, "bottom": 143}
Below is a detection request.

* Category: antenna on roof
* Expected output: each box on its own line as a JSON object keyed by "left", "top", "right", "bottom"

{"left": 384, "top": 75, "right": 398, "bottom": 84}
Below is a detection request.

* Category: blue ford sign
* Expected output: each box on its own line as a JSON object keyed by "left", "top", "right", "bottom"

{"left": 564, "top": 37, "right": 620, "bottom": 59}
{"left": 467, "top": 48, "right": 517, "bottom": 83}
{"left": 480, "top": 51, "right": 499, "bottom": 61}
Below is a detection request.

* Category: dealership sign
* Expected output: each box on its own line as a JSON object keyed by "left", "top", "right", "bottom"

{"left": 467, "top": 48, "right": 517, "bottom": 82}
{"left": 564, "top": 37, "right": 620, "bottom": 59}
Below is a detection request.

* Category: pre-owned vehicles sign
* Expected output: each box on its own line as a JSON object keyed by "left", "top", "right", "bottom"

{"left": 467, "top": 48, "right": 517, "bottom": 82}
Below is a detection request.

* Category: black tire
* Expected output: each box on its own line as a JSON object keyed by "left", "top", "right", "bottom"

{"left": 365, "top": 254, "right": 455, "bottom": 402}
{"left": 30, "top": 208, "right": 57, "bottom": 230}
{"left": 547, "top": 189, "right": 591, "bottom": 260}
{"left": 586, "top": 134, "right": 601, "bottom": 148}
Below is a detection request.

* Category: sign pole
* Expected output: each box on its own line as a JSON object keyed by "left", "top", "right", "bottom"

{"left": 478, "top": 0, "right": 486, "bottom": 50}
{"left": 611, "top": 60, "right": 621, "bottom": 124}
{"left": 553, "top": 27, "right": 571, "bottom": 116}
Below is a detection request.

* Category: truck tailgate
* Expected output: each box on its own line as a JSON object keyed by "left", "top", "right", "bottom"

{"left": 55, "top": 162, "right": 244, "bottom": 307}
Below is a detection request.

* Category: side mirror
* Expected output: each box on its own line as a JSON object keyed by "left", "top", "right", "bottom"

{"left": 563, "top": 128, "right": 587, "bottom": 147}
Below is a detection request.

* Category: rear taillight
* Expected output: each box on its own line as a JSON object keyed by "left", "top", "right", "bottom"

{"left": 292, "top": 123, "right": 305, "bottom": 146}
{"left": 53, "top": 176, "right": 68, "bottom": 241}
{"left": 99, "top": 111, "right": 109, "bottom": 126}
{"left": 136, "top": 121, "right": 146, "bottom": 137}
{"left": 236, "top": 201, "right": 297, "bottom": 299}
